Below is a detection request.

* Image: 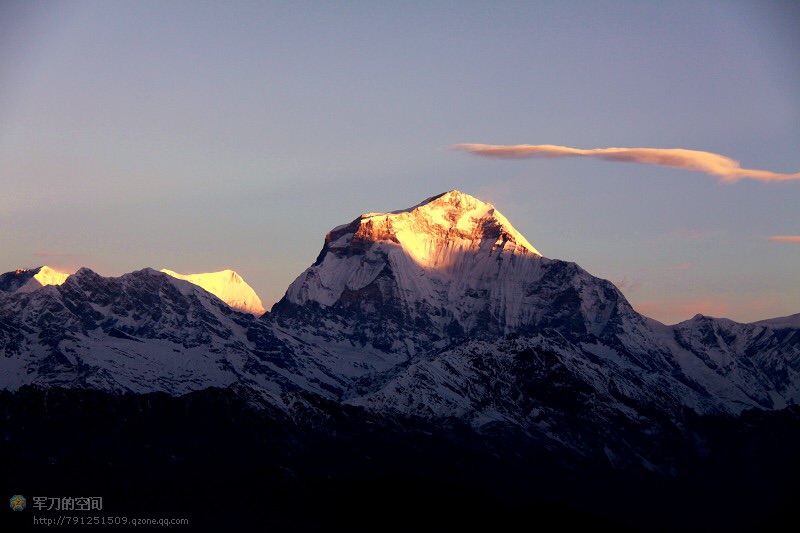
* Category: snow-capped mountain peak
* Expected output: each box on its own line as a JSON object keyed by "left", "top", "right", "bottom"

{"left": 32, "top": 265, "right": 70, "bottom": 287}
{"left": 0, "top": 265, "right": 69, "bottom": 293}
{"left": 346, "top": 190, "right": 540, "bottom": 268}
{"left": 274, "top": 190, "right": 636, "bottom": 359}
{"left": 287, "top": 190, "right": 543, "bottom": 307}
{"left": 160, "top": 269, "right": 266, "bottom": 316}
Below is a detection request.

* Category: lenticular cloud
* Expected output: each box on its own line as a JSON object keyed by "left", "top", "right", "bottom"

{"left": 449, "top": 144, "right": 800, "bottom": 183}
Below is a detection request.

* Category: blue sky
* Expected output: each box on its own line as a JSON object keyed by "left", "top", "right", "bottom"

{"left": 1, "top": 0, "right": 798, "bottom": 324}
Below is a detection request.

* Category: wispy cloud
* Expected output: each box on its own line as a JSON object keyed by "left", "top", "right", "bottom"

{"left": 448, "top": 144, "right": 800, "bottom": 183}
{"left": 767, "top": 235, "right": 800, "bottom": 243}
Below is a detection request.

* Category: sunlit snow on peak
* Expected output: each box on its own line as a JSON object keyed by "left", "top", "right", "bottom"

{"left": 160, "top": 269, "right": 266, "bottom": 316}
{"left": 352, "top": 189, "right": 539, "bottom": 269}
{"left": 3, "top": 265, "right": 71, "bottom": 293}
{"left": 284, "top": 190, "right": 545, "bottom": 321}
{"left": 32, "top": 266, "right": 69, "bottom": 287}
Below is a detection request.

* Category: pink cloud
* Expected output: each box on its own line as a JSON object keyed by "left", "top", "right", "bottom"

{"left": 767, "top": 235, "right": 800, "bottom": 243}
{"left": 449, "top": 144, "right": 800, "bottom": 183}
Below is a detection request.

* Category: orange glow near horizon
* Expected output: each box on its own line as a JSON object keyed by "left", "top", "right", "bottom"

{"left": 634, "top": 296, "right": 784, "bottom": 325}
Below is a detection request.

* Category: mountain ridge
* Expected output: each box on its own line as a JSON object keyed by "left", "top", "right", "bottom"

{"left": 2, "top": 190, "right": 797, "bottom": 530}
{"left": 1, "top": 191, "right": 797, "bottom": 418}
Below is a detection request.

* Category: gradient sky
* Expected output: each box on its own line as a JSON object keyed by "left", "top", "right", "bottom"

{"left": 1, "top": 0, "right": 798, "bottom": 324}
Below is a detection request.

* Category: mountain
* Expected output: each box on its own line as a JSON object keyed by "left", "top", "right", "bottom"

{"left": 273, "top": 190, "right": 548, "bottom": 351}
{"left": 0, "top": 265, "right": 69, "bottom": 293}
{"left": 1, "top": 190, "right": 799, "bottom": 529}
{"left": 1, "top": 191, "right": 797, "bottom": 416}
{"left": 268, "top": 190, "right": 798, "bottom": 415}
{"left": 270, "top": 191, "right": 651, "bottom": 386}
{"left": 161, "top": 268, "right": 266, "bottom": 315}
{"left": 1, "top": 191, "right": 797, "bottom": 414}
{"left": 0, "top": 267, "right": 289, "bottom": 398}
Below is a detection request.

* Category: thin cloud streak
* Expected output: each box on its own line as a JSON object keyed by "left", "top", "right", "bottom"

{"left": 767, "top": 235, "right": 800, "bottom": 243}
{"left": 449, "top": 144, "right": 800, "bottom": 183}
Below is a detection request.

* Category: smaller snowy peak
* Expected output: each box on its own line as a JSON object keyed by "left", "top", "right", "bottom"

{"left": 0, "top": 265, "right": 69, "bottom": 293}
{"left": 161, "top": 269, "right": 266, "bottom": 316}
{"left": 32, "top": 266, "right": 70, "bottom": 288}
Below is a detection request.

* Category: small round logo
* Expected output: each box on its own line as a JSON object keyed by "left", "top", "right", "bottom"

{"left": 10, "top": 495, "right": 26, "bottom": 511}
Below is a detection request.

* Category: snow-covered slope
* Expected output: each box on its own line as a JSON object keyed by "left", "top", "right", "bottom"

{"left": 0, "top": 266, "right": 69, "bottom": 293}
{"left": 161, "top": 269, "right": 266, "bottom": 316}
